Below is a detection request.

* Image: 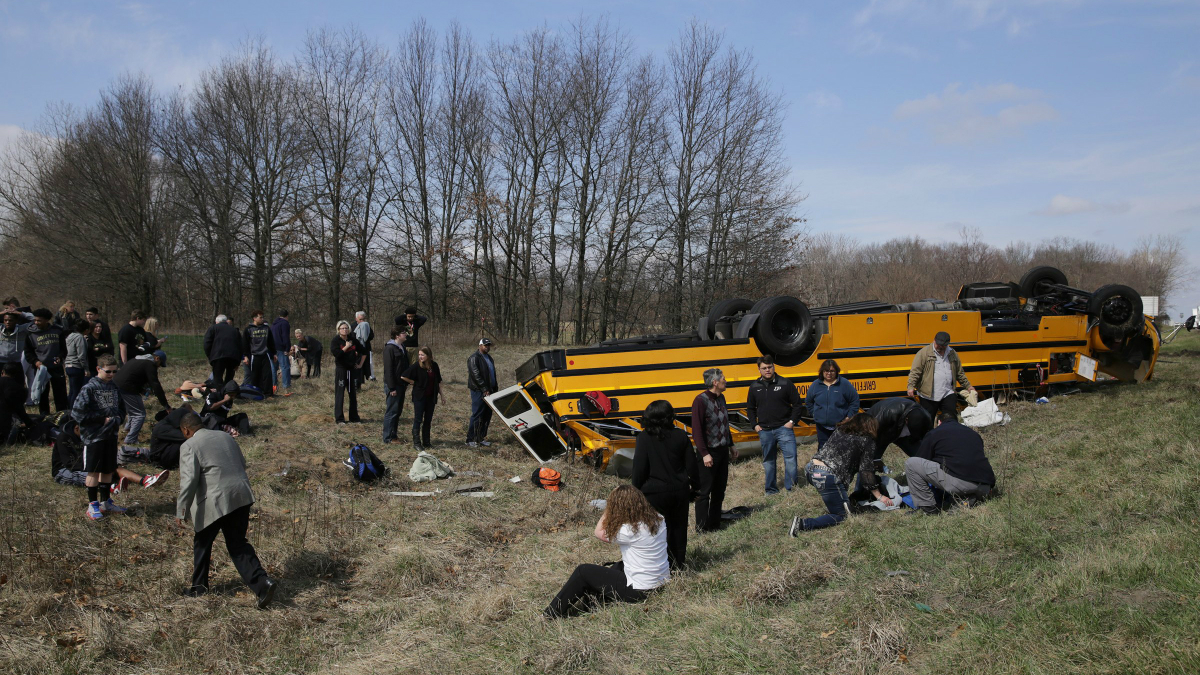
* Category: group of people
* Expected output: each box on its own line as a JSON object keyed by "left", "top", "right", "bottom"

{"left": 546, "top": 331, "right": 997, "bottom": 619}
{"left": 201, "top": 306, "right": 503, "bottom": 451}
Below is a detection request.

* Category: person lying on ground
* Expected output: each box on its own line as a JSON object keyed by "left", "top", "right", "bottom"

{"left": 544, "top": 485, "right": 669, "bottom": 619}
{"left": 54, "top": 418, "right": 168, "bottom": 491}
{"left": 906, "top": 412, "right": 996, "bottom": 515}
{"left": 789, "top": 413, "right": 892, "bottom": 536}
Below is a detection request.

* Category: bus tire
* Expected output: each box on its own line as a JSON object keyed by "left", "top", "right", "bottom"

{"left": 1018, "top": 266, "right": 1068, "bottom": 298}
{"left": 706, "top": 298, "right": 754, "bottom": 340}
{"left": 750, "top": 296, "right": 812, "bottom": 357}
{"left": 1088, "top": 284, "right": 1143, "bottom": 339}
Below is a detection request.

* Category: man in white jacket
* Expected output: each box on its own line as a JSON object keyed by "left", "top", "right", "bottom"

{"left": 175, "top": 412, "right": 276, "bottom": 608}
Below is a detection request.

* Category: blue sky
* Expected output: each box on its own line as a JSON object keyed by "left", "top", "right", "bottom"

{"left": 2, "top": 0, "right": 1198, "bottom": 313}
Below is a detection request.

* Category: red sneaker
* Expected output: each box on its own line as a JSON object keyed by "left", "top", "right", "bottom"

{"left": 111, "top": 476, "right": 130, "bottom": 495}
{"left": 142, "top": 470, "right": 169, "bottom": 489}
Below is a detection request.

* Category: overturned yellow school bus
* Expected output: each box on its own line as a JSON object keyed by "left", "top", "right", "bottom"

{"left": 486, "top": 266, "right": 1160, "bottom": 469}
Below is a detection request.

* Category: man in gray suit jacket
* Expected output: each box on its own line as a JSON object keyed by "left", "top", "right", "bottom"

{"left": 175, "top": 412, "right": 276, "bottom": 608}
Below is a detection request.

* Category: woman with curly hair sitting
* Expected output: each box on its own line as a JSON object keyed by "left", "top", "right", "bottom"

{"left": 544, "top": 485, "right": 669, "bottom": 618}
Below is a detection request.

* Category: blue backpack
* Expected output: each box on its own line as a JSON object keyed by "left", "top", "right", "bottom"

{"left": 344, "top": 443, "right": 387, "bottom": 482}
{"left": 238, "top": 384, "right": 265, "bottom": 401}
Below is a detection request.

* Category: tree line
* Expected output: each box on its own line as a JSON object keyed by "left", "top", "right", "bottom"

{"left": 0, "top": 19, "right": 803, "bottom": 342}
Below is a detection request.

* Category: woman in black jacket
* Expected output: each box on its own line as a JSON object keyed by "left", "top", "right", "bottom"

{"left": 400, "top": 346, "right": 444, "bottom": 449}
{"left": 789, "top": 412, "right": 892, "bottom": 535}
{"left": 632, "top": 399, "right": 699, "bottom": 570}
{"left": 331, "top": 321, "right": 366, "bottom": 424}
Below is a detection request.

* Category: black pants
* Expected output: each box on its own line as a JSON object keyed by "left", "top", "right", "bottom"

{"left": 334, "top": 366, "right": 359, "bottom": 423}
{"left": 40, "top": 371, "right": 67, "bottom": 415}
{"left": 211, "top": 358, "right": 240, "bottom": 387}
{"left": 189, "top": 504, "right": 270, "bottom": 597}
{"left": 644, "top": 490, "right": 689, "bottom": 569}
{"left": 918, "top": 394, "right": 957, "bottom": 420}
{"left": 695, "top": 446, "right": 730, "bottom": 532}
{"left": 544, "top": 562, "right": 647, "bottom": 618}
{"left": 248, "top": 355, "right": 273, "bottom": 397}
{"left": 412, "top": 397, "right": 435, "bottom": 446}
{"left": 148, "top": 441, "right": 181, "bottom": 469}
{"left": 308, "top": 355, "right": 321, "bottom": 378}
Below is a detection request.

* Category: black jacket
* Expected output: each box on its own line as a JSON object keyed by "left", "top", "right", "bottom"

{"left": 113, "top": 358, "right": 170, "bottom": 409}
{"left": 382, "top": 341, "right": 409, "bottom": 390}
{"left": 331, "top": 335, "right": 365, "bottom": 370}
{"left": 24, "top": 325, "right": 67, "bottom": 371}
{"left": 868, "top": 397, "right": 932, "bottom": 455}
{"left": 914, "top": 420, "right": 996, "bottom": 487}
{"left": 746, "top": 374, "right": 802, "bottom": 429}
{"left": 394, "top": 314, "right": 427, "bottom": 348}
{"left": 0, "top": 376, "right": 32, "bottom": 428}
{"left": 402, "top": 362, "right": 442, "bottom": 402}
{"left": 242, "top": 323, "right": 276, "bottom": 357}
{"left": 632, "top": 427, "right": 699, "bottom": 497}
{"left": 203, "top": 322, "right": 242, "bottom": 362}
{"left": 466, "top": 350, "right": 497, "bottom": 392}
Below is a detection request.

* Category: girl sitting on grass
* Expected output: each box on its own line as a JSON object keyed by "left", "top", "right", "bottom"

{"left": 789, "top": 412, "right": 892, "bottom": 536}
{"left": 544, "top": 485, "right": 669, "bottom": 619}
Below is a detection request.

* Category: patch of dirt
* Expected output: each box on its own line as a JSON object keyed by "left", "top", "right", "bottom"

{"left": 295, "top": 413, "right": 333, "bottom": 425}
{"left": 1113, "top": 588, "right": 1173, "bottom": 608}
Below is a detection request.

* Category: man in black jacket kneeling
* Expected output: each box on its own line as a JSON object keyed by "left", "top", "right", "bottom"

{"left": 905, "top": 412, "right": 996, "bottom": 515}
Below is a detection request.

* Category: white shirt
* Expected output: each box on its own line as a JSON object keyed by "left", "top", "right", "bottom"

{"left": 615, "top": 517, "right": 669, "bottom": 590}
{"left": 931, "top": 346, "right": 954, "bottom": 401}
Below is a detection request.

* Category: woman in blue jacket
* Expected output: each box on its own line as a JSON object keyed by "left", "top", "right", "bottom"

{"left": 805, "top": 359, "right": 859, "bottom": 449}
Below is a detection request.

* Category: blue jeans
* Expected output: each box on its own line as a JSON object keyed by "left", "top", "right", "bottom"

{"left": 383, "top": 385, "right": 406, "bottom": 442}
{"left": 816, "top": 425, "right": 835, "bottom": 449}
{"left": 466, "top": 389, "right": 493, "bottom": 442}
{"left": 276, "top": 350, "right": 290, "bottom": 389}
{"left": 759, "top": 426, "right": 798, "bottom": 494}
{"left": 802, "top": 461, "right": 849, "bottom": 530}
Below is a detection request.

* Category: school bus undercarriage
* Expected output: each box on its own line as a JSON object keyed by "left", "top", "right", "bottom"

{"left": 486, "top": 266, "right": 1160, "bottom": 470}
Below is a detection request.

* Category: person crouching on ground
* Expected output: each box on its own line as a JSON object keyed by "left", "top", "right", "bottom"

{"left": 176, "top": 411, "right": 276, "bottom": 608}
{"left": 70, "top": 353, "right": 127, "bottom": 520}
{"left": 632, "top": 399, "right": 698, "bottom": 570}
{"left": 789, "top": 413, "right": 892, "bottom": 536}
{"left": 544, "top": 485, "right": 669, "bottom": 619}
{"left": 906, "top": 412, "right": 996, "bottom": 515}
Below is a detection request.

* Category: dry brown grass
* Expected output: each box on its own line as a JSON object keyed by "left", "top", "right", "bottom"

{"left": 0, "top": 333, "right": 1199, "bottom": 674}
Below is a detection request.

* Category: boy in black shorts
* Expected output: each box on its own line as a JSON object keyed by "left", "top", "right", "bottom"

{"left": 71, "top": 353, "right": 127, "bottom": 520}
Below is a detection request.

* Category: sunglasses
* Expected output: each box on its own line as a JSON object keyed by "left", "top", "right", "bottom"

{"left": 101, "top": 369, "right": 118, "bottom": 374}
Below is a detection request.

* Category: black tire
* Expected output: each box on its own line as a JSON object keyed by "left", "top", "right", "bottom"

{"left": 706, "top": 298, "right": 754, "bottom": 340}
{"left": 1088, "top": 284, "right": 1143, "bottom": 339}
{"left": 1018, "top": 266, "right": 1068, "bottom": 298}
{"left": 749, "top": 296, "right": 812, "bottom": 357}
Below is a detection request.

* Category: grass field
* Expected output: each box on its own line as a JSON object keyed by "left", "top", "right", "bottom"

{"left": 1, "top": 329, "right": 1198, "bottom": 674}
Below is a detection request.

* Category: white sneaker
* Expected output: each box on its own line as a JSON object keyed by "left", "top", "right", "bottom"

{"left": 479, "top": 440, "right": 492, "bottom": 447}
{"left": 789, "top": 516, "right": 802, "bottom": 538}
{"left": 466, "top": 441, "right": 478, "bottom": 448}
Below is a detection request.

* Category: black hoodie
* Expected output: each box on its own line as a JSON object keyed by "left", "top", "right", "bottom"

{"left": 24, "top": 324, "right": 67, "bottom": 372}
{"left": 242, "top": 323, "right": 276, "bottom": 357}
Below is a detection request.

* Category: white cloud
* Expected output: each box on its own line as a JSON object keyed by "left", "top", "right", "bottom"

{"left": 805, "top": 90, "right": 844, "bottom": 111}
{"left": 894, "top": 82, "right": 1058, "bottom": 144}
{"left": 1034, "top": 194, "right": 1130, "bottom": 216}
{"left": 849, "top": 28, "right": 923, "bottom": 59}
